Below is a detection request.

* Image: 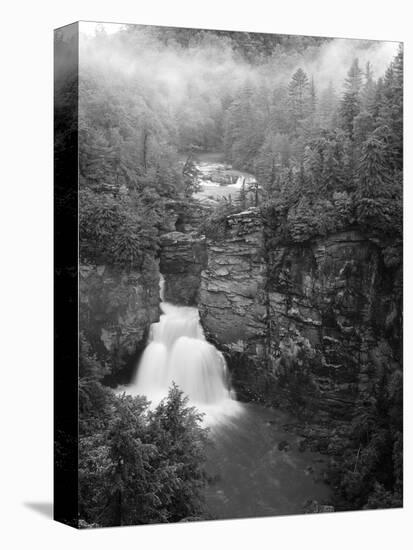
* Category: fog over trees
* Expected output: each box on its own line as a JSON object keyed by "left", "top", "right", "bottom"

{"left": 79, "top": 25, "right": 401, "bottom": 254}
{"left": 69, "top": 23, "right": 403, "bottom": 526}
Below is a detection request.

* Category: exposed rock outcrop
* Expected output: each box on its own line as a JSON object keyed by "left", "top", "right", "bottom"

{"left": 163, "top": 198, "right": 212, "bottom": 233}
{"left": 199, "top": 208, "right": 269, "bottom": 400}
{"left": 160, "top": 232, "right": 208, "bottom": 306}
{"left": 199, "top": 208, "right": 402, "bottom": 421}
{"left": 266, "top": 230, "right": 402, "bottom": 420}
{"left": 79, "top": 262, "right": 160, "bottom": 384}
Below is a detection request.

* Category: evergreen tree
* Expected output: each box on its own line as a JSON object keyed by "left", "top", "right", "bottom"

{"left": 254, "top": 132, "right": 290, "bottom": 191}
{"left": 361, "top": 61, "right": 376, "bottom": 111}
{"left": 375, "top": 45, "right": 403, "bottom": 171}
{"left": 79, "top": 382, "right": 209, "bottom": 527}
{"left": 223, "top": 82, "right": 266, "bottom": 170}
{"left": 357, "top": 135, "right": 392, "bottom": 198}
{"left": 340, "top": 58, "right": 363, "bottom": 138}
{"left": 353, "top": 62, "right": 376, "bottom": 147}
{"left": 182, "top": 154, "right": 201, "bottom": 196}
{"left": 288, "top": 68, "right": 310, "bottom": 134}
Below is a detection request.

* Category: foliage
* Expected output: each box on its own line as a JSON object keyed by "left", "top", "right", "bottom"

{"left": 328, "top": 369, "right": 403, "bottom": 511}
{"left": 340, "top": 58, "right": 363, "bottom": 137}
{"left": 257, "top": 49, "right": 402, "bottom": 250}
{"left": 254, "top": 48, "right": 403, "bottom": 514}
{"left": 223, "top": 82, "right": 266, "bottom": 170}
{"left": 79, "top": 188, "right": 159, "bottom": 269}
{"left": 199, "top": 197, "right": 242, "bottom": 240}
{"left": 79, "top": 339, "right": 209, "bottom": 527}
{"left": 79, "top": 30, "right": 402, "bottom": 252}
{"left": 182, "top": 155, "right": 201, "bottom": 196}
{"left": 77, "top": 29, "right": 404, "bottom": 520}
{"left": 288, "top": 68, "right": 311, "bottom": 134}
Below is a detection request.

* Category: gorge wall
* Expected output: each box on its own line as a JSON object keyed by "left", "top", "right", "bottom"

{"left": 78, "top": 199, "right": 211, "bottom": 384}
{"left": 199, "top": 208, "right": 403, "bottom": 423}
{"left": 79, "top": 201, "right": 402, "bottom": 426}
{"left": 160, "top": 231, "right": 208, "bottom": 306}
{"left": 79, "top": 262, "right": 160, "bottom": 384}
{"left": 198, "top": 209, "right": 269, "bottom": 401}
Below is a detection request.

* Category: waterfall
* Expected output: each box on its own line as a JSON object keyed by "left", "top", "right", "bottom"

{"left": 126, "top": 278, "right": 242, "bottom": 425}
{"left": 229, "top": 175, "right": 256, "bottom": 189}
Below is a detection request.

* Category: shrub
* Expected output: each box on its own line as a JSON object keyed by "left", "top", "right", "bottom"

{"left": 79, "top": 382, "right": 209, "bottom": 527}
{"left": 79, "top": 188, "right": 159, "bottom": 269}
{"left": 199, "top": 197, "right": 240, "bottom": 240}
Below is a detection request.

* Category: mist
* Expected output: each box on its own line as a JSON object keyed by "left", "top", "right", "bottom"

{"left": 79, "top": 22, "right": 400, "bottom": 103}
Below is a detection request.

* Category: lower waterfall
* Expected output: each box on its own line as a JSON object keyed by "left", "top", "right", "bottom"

{"left": 126, "top": 292, "right": 242, "bottom": 425}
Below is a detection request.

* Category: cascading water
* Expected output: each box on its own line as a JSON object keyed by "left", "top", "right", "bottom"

{"left": 229, "top": 174, "right": 256, "bottom": 189}
{"left": 126, "top": 278, "right": 242, "bottom": 425}
{"left": 122, "top": 170, "right": 331, "bottom": 517}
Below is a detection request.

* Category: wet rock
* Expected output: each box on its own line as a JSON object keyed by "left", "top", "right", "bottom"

{"left": 79, "top": 261, "right": 160, "bottom": 383}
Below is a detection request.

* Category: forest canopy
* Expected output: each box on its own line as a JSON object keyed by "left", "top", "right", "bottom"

{"left": 74, "top": 24, "right": 403, "bottom": 524}
{"left": 78, "top": 24, "right": 401, "bottom": 263}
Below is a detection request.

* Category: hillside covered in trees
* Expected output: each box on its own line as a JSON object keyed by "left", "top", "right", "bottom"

{"left": 71, "top": 23, "right": 403, "bottom": 527}
{"left": 79, "top": 25, "right": 402, "bottom": 251}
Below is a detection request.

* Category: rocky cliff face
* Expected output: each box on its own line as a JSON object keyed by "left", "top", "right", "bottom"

{"left": 160, "top": 232, "right": 208, "bottom": 306}
{"left": 79, "top": 262, "right": 160, "bottom": 384}
{"left": 266, "top": 230, "right": 402, "bottom": 421}
{"left": 199, "top": 209, "right": 270, "bottom": 400}
{"left": 163, "top": 198, "right": 212, "bottom": 233}
{"left": 199, "top": 208, "right": 402, "bottom": 421}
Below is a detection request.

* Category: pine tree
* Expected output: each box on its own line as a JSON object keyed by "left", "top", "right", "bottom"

{"left": 379, "top": 45, "right": 403, "bottom": 171}
{"left": 254, "top": 132, "right": 290, "bottom": 191}
{"left": 340, "top": 58, "right": 363, "bottom": 138}
{"left": 182, "top": 154, "right": 200, "bottom": 196}
{"left": 369, "top": 46, "right": 403, "bottom": 173}
{"left": 361, "top": 61, "right": 376, "bottom": 111}
{"left": 223, "top": 81, "right": 265, "bottom": 169}
{"left": 357, "top": 135, "right": 391, "bottom": 198}
{"left": 321, "top": 141, "right": 339, "bottom": 194}
{"left": 288, "top": 68, "right": 310, "bottom": 134}
{"left": 353, "top": 61, "right": 377, "bottom": 147}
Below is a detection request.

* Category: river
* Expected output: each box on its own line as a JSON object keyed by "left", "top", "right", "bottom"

{"left": 193, "top": 152, "right": 257, "bottom": 204}
{"left": 125, "top": 279, "right": 331, "bottom": 519}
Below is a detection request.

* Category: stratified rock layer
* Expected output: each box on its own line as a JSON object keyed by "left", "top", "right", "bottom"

{"left": 163, "top": 198, "right": 212, "bottom": 233}
{"left": 199, "top": 208, "right": 402, "bottom": 421}
{"left": 199, "top": 209, "right": 268, "bottom": 400}
{"left": 160, "top": 231, "right": 208, "bottom": 306}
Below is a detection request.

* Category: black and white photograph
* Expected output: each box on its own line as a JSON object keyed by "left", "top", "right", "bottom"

{"left": 51, "top": 22, "right": 403, "bottom": 528}
{"left": 54, "top": 20, "right": 403, "bottom": 528}
{"left": 3, "top": 3, "right": 410, "bottom": 547}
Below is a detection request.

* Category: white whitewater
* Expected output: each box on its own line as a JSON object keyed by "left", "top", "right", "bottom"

{"left": 127, "top": 282, "right": 242, "bottom": 426}
{"left": 228, "top": 175, "right": 257, "bottom": 189}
